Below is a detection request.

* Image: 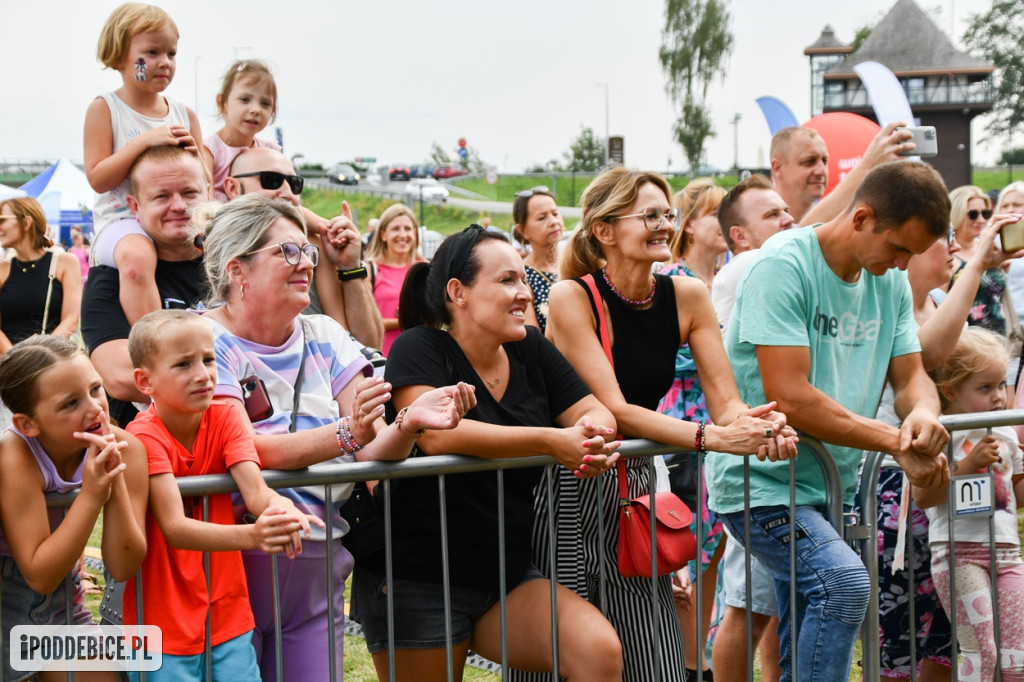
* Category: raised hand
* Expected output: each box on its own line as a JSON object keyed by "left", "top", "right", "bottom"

{"left": 320, "top": 201, "right": 362, "bottom": 269}
{"left": 74, "top": 414, "right": 128, "bottom": 505}
{"left": 349, "top": 376, "right": 391, "bottom": 446}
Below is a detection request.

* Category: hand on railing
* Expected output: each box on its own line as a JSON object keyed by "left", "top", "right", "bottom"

{"left": 252, "top": 502, "right": 324, "bottom": 559}
{"left": 554, "top": 416, "right": 620, "bottom": 479}
{"left": 894, "top": 410, "right": 950, "bottom": 488}
{"left": 959, "top": 434, "right": 1001, "bottom": 474}
{"left": 709, "top": 401, "right": 799, "bottom": 462}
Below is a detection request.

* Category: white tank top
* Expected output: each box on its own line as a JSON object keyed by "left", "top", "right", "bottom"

{"left": 91, "top": 92, "right": 191, "bottom": 232}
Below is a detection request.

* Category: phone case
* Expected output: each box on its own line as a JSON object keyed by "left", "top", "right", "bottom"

{"left": 1002, "top": 219, "right": 1024, "bottom": 253}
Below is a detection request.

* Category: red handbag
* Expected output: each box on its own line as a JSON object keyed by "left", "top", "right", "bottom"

{"left": 581, "top": 274, "right": 699, "bottom": 578}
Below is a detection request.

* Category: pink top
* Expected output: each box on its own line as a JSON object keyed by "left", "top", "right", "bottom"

{"left": 70, "top": 247, "right": 89, "bottom": 280}
{"left": 372, "top": 261, "right": 412, "bottom": 355}
{"left": 204, "top": 132, "right": 281, "bottom": 202}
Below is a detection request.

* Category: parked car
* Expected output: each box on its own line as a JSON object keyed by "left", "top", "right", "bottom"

{"left": 326, "top": 163, "right": 360, "bottom": 185}
{"left": 409, "top": 164, "right": 435, "bottom": 179}
{"left": 405, "top": 178, "right": 449, "bottom": 204}
{"left": 389, "top": 164, "right": 411, "bottom": 181}
{"left": 433, "top": 163, "right": 467, "bottom": 179}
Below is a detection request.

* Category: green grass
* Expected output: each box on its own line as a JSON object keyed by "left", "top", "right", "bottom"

{"left": 302, "top": 188, "right": 510, "bottom": 237}
{"left": 972, "top": 169, "right": 1024, "bottom": 193}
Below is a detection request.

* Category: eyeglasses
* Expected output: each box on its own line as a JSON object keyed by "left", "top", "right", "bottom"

{"left": 243, "top": 241, "right": 319, "bottom": 267}
{"left": 231, "top": 171, "right": 304, "bottom": 195}
{"left": 514, "top": 186, "right": 550, "bottom": 200}
{"left": 967, "top": 209, "right": 993, "bottom": 221}
{"left": 616, "top": 208, "right": 682, "bottom": 231}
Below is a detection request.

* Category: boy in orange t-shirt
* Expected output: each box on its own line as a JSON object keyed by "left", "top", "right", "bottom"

{"left": 123, "top": 310, "right": 321, "bottom": 680}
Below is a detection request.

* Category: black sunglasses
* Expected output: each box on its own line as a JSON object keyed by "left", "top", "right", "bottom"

{"left": 967, "top": 209, "right": 993, "bottom": 221}
{"left": 232, "top": 171, "right": 304, "bottom": 195}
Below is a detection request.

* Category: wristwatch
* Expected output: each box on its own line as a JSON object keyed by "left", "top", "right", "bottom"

{"left": 336, "top": 262, "right": 368, "bottom": 281}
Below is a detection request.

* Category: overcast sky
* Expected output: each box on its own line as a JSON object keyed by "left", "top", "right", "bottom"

{"left": 1, "top": 0, "right": 997, "bottom": 173}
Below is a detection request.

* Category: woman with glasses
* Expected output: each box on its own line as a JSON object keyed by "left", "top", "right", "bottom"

{"left": 545, "top": 167, "right": 798, "bottom": 682}
{"left": 512, "top": 187, "right": 563, "bottom": 333}
{"left": 195, "top": 194, "right": 471, "bottom": 680}
{"left": 950, "top": 185, "right": 1005, "bottom": 335}
{"left": 365, "top": 204, "right": 426, "bottom": 355}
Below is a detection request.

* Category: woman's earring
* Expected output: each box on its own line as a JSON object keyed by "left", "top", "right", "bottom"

{"left": 240, "top": 283, "right": 246, "bottom": 301}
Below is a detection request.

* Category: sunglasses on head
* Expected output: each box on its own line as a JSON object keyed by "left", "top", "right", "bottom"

{"left": 232, "top": 171, "right": 304, "bottom": 195}
{"left": 514, "top": 186, "right": 550, "bottom": 200}
{"left": 967, "top": 209, "right": 993, "bottom": 221}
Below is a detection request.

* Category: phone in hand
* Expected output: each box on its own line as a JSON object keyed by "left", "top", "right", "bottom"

{"left": 242, "top": 375, "right": 274, "bottom": 422}
{"left": 1002, "top": 217, "right": 1024, "bottom": 253}
{"left": 896, "top": 126, "right": 938, "bottom": 157}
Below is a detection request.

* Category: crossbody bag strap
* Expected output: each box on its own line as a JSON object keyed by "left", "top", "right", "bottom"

{"left": 289, "top": 318, "right": 309, "bottom": 433}
{"left": 581, "top": 274, "right": 630, "bottom": 501}
{"left": 41, "top": 250, "right": 57, "bottom": 334}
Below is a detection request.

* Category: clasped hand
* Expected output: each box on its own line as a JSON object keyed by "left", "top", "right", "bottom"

{"left": 894, "top": 410, "right": 950, "bottom": 489}
{"left": 555, "top": 416, "right": 620, "bottom": 479}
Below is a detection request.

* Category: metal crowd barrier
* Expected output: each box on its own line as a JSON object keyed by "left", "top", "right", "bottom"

{"left": 18, "top": 429, "right": 923, "bottom": 681}
{"left": 860, "top": 408, "right": 1024, "bottom": 682}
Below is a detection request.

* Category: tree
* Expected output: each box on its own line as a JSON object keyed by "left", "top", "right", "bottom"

{"left": 562, "top": 126, "right": 606, "bottom": 172}
{"left": 460, "top": 145, "right": 487, "bottom": 174}
{"left": 999, "top": 147, "right": 1024, "bottom": 166}
{"left": 964, "top": 1, "right": 1024, "bottom": 144}
{"left": 658, "top": 0, "right": 734, "bottom": 175}
{"left": 429, "top": 142, "right": 451, "bottom": 166}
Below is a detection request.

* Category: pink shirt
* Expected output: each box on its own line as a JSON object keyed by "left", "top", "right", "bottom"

{"left": 372, "top": 261, "right": 412, "bottom": 355}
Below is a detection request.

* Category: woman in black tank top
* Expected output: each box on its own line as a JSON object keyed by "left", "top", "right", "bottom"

{"left": 0, "top": 198, "right": 82, "bottom": 353}
{"left": 539, "top": 168, "right": 798, "bottom": 682}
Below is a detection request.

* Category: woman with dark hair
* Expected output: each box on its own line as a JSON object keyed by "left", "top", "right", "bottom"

{"left": 352, "top": 224, "right": 624, "bottom": 682}
{"left": 512, "top": 186, "right": 563, "bottom": 332}
{"left": 546, "top": 167, "right": 798, "bottom": 682}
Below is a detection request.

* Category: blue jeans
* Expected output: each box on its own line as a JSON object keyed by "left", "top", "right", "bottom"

{"left": 721, "top": 506, "right": 869, "bottom": 682}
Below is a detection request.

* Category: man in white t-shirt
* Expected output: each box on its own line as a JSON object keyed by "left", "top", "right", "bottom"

{"left": 711, "top": 175, "right": 795, "bottom": 331}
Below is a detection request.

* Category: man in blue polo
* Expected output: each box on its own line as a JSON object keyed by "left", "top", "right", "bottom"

{"left": 706, "top": 160, "right": 951, "bottom": 682}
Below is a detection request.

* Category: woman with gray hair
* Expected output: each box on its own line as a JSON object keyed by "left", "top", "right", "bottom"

{"left": 194, "top": 193, "right": 475, "bottom": 680}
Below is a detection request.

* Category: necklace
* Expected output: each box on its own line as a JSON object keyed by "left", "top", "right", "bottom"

{"left": 601, "top": 267, "right": 655, "bottom": 307}
{"left": 12, "top": 254, "right": 44, "bottom": 274}
{"left": 484, "top": 376, "right": 501, "bottom": 389}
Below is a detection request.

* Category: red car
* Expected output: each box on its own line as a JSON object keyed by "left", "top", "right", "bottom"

{"left": 433, "top": 163, "right": 467, "bottom": 179}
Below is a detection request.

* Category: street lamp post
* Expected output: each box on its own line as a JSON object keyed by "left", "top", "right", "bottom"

{"left": 595, "top": 83, "right": 609, "bottom": 166}
{"left": 730, "top": 113, "right": 742, "bottom": 171}
{"left": 194, "top": 56, "right": 201, "bottom": 113}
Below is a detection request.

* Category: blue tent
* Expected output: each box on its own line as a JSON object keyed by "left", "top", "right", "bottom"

{"left": 20, "top": 159, "right": 96, "bottom": 245}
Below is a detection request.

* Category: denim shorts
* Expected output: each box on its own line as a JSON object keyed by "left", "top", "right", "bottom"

{"left": 351, "top": 564, "right": 545, "bottom": 653}
{"left": 721, "top": 525, "right": 778, "bottom": 616}
{"left": 1, "top": 555, "right": 93, "bottom": 682}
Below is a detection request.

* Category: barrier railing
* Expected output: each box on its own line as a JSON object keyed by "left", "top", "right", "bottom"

{"left": 28, "top": 417, "right": 1003, "bottom": 675}
{"left": 860, "top": 408, "right": 1024, "bottom": 682}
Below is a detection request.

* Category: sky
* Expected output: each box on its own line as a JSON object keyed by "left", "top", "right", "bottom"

{"left": 0, "top": 0, "right": 998, "bottom": 174}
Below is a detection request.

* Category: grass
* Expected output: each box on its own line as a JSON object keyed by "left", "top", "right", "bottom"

{"left": 302, "top": 188, "right": 510, "bottom": 236}
{"left": 973, "top": 169, "right": 1024, "bottom": 193}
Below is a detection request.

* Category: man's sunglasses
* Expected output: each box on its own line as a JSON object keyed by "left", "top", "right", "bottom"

{"left": 232, "top": 171, "right": 304, "bottom": 195}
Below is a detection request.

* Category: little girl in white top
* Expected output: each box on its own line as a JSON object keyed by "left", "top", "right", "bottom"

{"left": 203, "top": 60, "right": 281, "bottom": 202}
{"left": 83, "top": 3, "right": 205, "bottom": 326}
{"left": 914, "top": 327, "right": 1024, "bottom": 681}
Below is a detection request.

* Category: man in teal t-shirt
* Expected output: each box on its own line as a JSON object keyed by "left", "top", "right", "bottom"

{"left": 706, "top": 161, "right": 952, "bottom": 682}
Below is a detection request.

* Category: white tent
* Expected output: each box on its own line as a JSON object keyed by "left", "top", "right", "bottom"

{"left": 19, "top": 159, "right": 96, "bottom": 244}
{"left": 0, "top": 185, "right": 26, "bottom": 201}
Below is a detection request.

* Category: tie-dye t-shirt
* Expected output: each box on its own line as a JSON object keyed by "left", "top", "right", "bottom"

{"left": 206, "top": 313, "right": 372, "bottom": 541}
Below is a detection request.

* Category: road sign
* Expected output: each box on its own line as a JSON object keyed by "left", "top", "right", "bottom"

{"left": 485, "top": 171, "right": 498, "bottom": 185}
{"left": 458, "top": 138, "right": 467, "bottom": 148}
{"left": 458, "top": 147, "right": 469, "bottom": 160}
{"left": 609, "top": 136, "right": 624, "bottom": 165}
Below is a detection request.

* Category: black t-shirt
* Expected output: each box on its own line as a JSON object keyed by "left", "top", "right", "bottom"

{"left": 367, "top": 325, "right": 590, "bottom": 591}
{"left": 81, "top": 260, "right": 206, "bottom": 424}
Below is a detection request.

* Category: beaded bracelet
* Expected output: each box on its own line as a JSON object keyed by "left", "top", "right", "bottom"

{"left": 335, "top": 416, "right": 363, "bottom": 455}
{"left": 695, "top": 421, "right": 707, "bottom": 453}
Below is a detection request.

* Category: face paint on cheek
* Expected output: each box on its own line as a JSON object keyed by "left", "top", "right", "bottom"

{"left": 134, "top": 57, "right": 147, "bottom": 82}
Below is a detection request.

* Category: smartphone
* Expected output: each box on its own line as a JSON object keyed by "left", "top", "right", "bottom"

{"left": 896, "top": 126, "right": 938, "bottom": 157}
{"left": 1002, "top": 218, "right": 1024, "bottom": 253}
{"left": 241, "top": 375, "right": 274, "bottom": 422}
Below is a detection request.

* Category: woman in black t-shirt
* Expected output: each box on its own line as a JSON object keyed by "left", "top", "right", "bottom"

{"left": 352, "top": 225, "right": 624, "bottom": 682}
